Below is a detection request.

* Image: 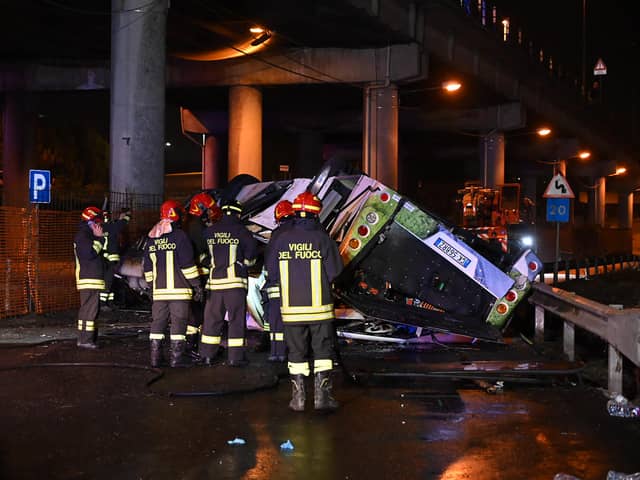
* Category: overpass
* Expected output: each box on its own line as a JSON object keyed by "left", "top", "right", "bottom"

{"left": 0, "top": 0, "right": 634, "bottom": 232}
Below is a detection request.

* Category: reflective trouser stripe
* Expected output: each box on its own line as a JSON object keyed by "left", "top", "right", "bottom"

{"left": 228, "top": 338, "right": 245, "bottom": 348}
{"left": 288, "top": 361, "right": 310, "bottom": 376}
{"left": 170, "top": 334, "right": 186, "bottom": 341}
{"left": 201, "top": 334, "right": 221, "bottom": 345}
{"left": 77, "top": 320, "right": 95, "bottom": 331}
{"left": 271, "top": 332, "right": 284, "bottom": 341}
{"left": 149, "top": 333, "right": 165, "bottom": 340}
{"left": 314, "top": 359, "right": 333, "bottom": 373}
{"left": 263, "top": 322, "right": 270, "bottom": 332}
{"left": 186, "top": 325, "right": 200, "bottom": 335}
{"left": 99, "top": 292, "right": 114, "bottom": 301}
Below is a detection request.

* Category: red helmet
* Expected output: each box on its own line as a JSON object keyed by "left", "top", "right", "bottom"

{"left": 160, "top": 200, "right": 184, "bottom": 222}
{"left": 188, "top": 192, "right": 216, "bottom": 216}
{"left": 274, "top": 200, "right": 294, "bottom": 222}
{"left": 292, "top": 191, "right": 322, "bottom": 216}
{"left": 208, "top": 204, "right": 223, "bottom": 223}
{"left": 81, "top": 206, "right": 103, "bottom": 223}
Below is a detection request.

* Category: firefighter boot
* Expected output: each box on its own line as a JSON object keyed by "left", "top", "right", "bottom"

{"left": 314, "top": 371, "right": 339, "bottom": 410}
{"left": 289, "top": 374, "right": 306, "bottom": 412}
{"left": 169, "top": 340, "right": 191, "bottom": 368}
{"left": 185, "top": 334, "right": 199, "bottom": 359}
{"left": 150, "top": 339, "right": 164, "bottom": 367}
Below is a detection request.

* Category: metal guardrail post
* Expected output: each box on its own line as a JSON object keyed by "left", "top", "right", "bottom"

{"left": 534, "top": 305, "right": 545, "bottom": 343}
{"left": 608, "top": 345, "right": 623, "bottom": 395}
{"left": 529, "top": 282, "right": 640, "bottom": 396}
{"left": 563, "top": 321, "right": 575, "bottom": 362}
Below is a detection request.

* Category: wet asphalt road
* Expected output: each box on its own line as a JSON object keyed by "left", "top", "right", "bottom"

{"left": 1, "top": 326, "right": 639, "bottom": 480}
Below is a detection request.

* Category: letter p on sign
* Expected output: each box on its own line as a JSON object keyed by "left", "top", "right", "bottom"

{"left": 29, "top": 169, "right": 51, "bottom": 204}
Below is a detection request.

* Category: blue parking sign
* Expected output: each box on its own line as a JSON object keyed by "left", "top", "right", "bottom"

{"left": 29, "top": 169, "right": 51, "bottom": 204}
{"left": 546, "top": 197, "right": 570, "bottom": 223}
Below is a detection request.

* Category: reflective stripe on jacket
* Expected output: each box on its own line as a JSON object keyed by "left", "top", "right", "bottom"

{"left": 265, "top": 217, "right": 343, "bottom": 324}
{"left": 74, "top": 223, "right": 106, "bottom": 290}
{"left": 203, "top": 214, "right": 258, "bottom": 291}
{"left": 143, "top": 227, "right": 200, "bottom": 301}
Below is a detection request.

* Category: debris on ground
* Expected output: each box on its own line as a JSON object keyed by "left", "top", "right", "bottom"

{"left": 606, "top": 394, "right": 640, "bottom": 418}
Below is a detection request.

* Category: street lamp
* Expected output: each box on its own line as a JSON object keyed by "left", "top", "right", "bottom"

{"left": 403, "top": 80, "right": 463, "bottom": 94}
{"left": 443, "top": 80, "right": 462, "bottom": 92}
{"left": 536, "top": 127, "right": 552, "bottom": 137}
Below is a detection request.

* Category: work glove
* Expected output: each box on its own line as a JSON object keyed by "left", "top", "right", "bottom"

{"left": 192, "top": 285, "right": 204, "bottom": 303}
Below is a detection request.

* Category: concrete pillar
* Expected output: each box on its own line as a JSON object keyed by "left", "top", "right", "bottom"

{"left": 110, "top": 0, "right": 168, "bottom": 197}
{"left": 202, "top": 135, "right": 219, "bottom": 189}
{"left": 228, "top": 86, "right": 262, "bottom": 181}
{"left": 297, "top": 131, "right": 324, "bottom": 178}
{"left": 595, "top": 176, "right": 606, "bottom": 227}
{"left": 2, "top": 93, "right": 36, "bottom": 207}
{"left": 482, "top": 131, "right": 505, "bottom": 188}
{"left": 363, "top": 84, "right": 398, "bottom": 189}
{"left": 618, "top": 191, "right": 633, "bottom": 229}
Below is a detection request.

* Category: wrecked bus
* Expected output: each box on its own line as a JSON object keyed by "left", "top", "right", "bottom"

{"left": 230, "top": 167, "right": 542, "bottom": 343}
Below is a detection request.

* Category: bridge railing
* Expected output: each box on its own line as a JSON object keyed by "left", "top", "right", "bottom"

{"left": 539, "top": 255, "right": 640, "bottom": 284}
{"left": 528, "top": 282, "right": 640, "bottom": 396}
{"left": 451, "top": 0, "right": 583, "bottom": 101}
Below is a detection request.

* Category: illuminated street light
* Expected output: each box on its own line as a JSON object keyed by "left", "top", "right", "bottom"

{"left": 609, "top": 166, "right": 627, "bottom": 176}
{"left": 249, "top": 27, "right": 265, "bottom": 33}
{"left": 442, "top": 80, "right": 462, "bottom": 92}
{"left": 578, "top": 150, "right": 591, "bottom": 159}
{"left": 501, "top": 18, "right": 510, "bottom": 42}
{"left": 536, "top": 127, "right": 552, "bottom": 137}
{"left": 403, "top": 80, "right": 462, "bottom": 94}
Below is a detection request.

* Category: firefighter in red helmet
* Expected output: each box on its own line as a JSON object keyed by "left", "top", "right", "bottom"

{"left": 263, "top": 199, "right": 295, "bottom": 362}
{"left": 143, "top": 200, "right": 203, "bottom": 367}
{"left": 199, "top": 199, "right": 258, "bottom": 366}
{"left": 265, "top": 191, "right": 344, "bottom": 411}
{"left": 74, "top": 206, "right": 106, "bottom": 349}
{"left": 184, "top": 192, "right": 218, "bottom": 355}
{"left": 100, "top": 207, "right": 131, "bottom": 309}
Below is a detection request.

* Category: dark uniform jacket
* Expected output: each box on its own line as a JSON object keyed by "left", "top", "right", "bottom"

{"left": 185, "top": 214, "right": 209, "bottom": 276}
{"left": 73, "top": 223, "right": 106, "bottom": 290}
{"left": 143, "top": 227, "right": 200, "bottom": 301}
{"left": 203, "top": 214, "right": 258, "bottom": 291}
{"left": 264, "top": 217, "right": 294, "bottom": 300}
{"left": 265, "top": 217, "right": 343, "bottom": 324}
{"left": 102, "top": 217, "right": 129, "bottom": 263}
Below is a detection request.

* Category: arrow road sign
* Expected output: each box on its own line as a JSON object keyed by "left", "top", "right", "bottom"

{"left": 543, "top": 173, "right": 575, "bottom": 199}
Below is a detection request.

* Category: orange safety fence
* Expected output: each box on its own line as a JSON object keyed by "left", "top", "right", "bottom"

{"left": 0, "top": 207, "right": 30, "bottom": 318}
{"left": 1, "top": 193, "right": 163, "bottom": 319}
{"left": 28, "top": 209, "right": 80, "bottom": 315}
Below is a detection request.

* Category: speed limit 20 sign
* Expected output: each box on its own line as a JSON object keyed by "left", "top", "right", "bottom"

{"left": 546, "top": 197, "right": 570, "bottom": 223}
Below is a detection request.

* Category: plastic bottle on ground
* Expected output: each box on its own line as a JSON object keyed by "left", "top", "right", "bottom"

{"left": 607, "top": 471, "right": 640, "bottom": 480}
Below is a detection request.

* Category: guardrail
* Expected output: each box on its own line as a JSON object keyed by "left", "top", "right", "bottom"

{"left": 528, "top": 283, "right": 640, "bottom": 396}
{"left": 539, "top": 254, "right": 640, "bottom": 284}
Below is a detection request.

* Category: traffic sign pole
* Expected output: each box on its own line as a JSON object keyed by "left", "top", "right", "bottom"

{"left": 543, "top": 174, "right": 574, "bottom": 285}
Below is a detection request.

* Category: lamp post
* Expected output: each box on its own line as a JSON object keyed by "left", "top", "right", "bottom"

{"left": 402, "top": 80, "right": 462, "bottom": 95}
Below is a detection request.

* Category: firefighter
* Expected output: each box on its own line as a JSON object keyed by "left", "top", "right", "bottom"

{"left": 100, "top": 208, "right": 131, "bottom": 309}
{"left": 263, "top": 199, "right": 295, "bottom": 362}
{"left": 200, "top": 200, "right": 258, "bottom": 366}
{"left": 184, "top": 192, "right": 219, "bottom": 355}
{"left": 74, "top": 206, "right": 106, "bottom": 349}
{"left": 265, "top": 191, "right": 344, "bottom": 411}
{"left": 143, "top": 200, "right": 203, "bottom": 368}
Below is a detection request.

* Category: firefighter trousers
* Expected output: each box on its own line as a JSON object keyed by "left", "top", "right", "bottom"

{"left": 200, "top": 288, "right": 246, "bottom": 362}
{"left": 268, "top": 297, "right": 286, "bottom": 358}
{"left": 284, "top": 322, "right": 335, "bottom": 376}
{"left": 150, "top": 300, "right": 189, "bottom": 341}
{"left": 186, "top": 301, "right": 204, "bottom": 337}
{"left": 77, "top": 290, "right": 100, "bottom": 345}
{"left": 100, "top": 261, "right": 117, "bottom": 304}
